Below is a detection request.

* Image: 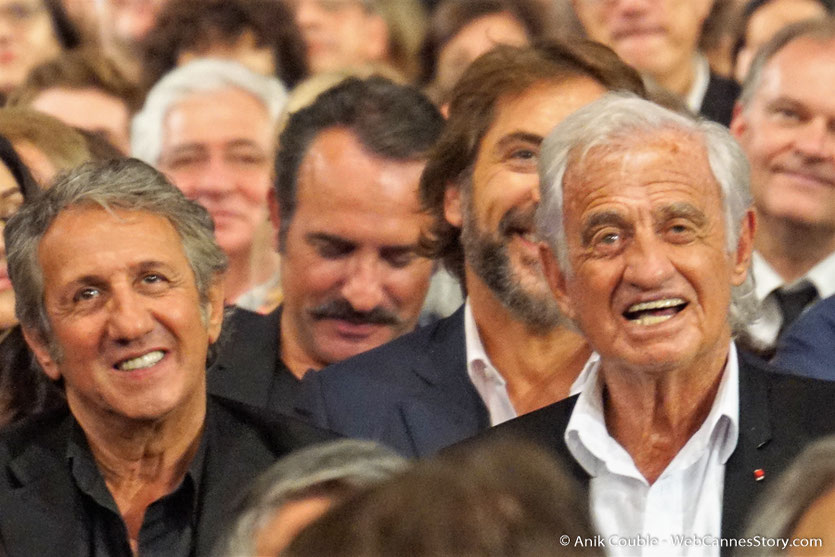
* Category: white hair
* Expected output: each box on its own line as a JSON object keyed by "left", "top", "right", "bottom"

{"left": 535, "top": 91, "right": 756, "bottom": 332}
{"left": 131, "top": 58, "right": 288, "bottom": 164}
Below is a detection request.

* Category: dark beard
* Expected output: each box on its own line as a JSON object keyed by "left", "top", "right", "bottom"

{"left": 459, "top": 192, "right": 562, "bottom": 332}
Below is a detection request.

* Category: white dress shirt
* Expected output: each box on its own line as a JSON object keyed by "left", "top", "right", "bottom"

{"left": 747, "top": 251, "right": 835, "bottom": 348}
{"left": 565, "top": 344, "right": 740, "bottom": 557}
{"left": 463, "top": 299, "right": 590, "bottom": 426}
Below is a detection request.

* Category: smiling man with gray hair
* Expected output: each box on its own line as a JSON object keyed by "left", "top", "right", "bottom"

{"left": 0, "top": 159, "right": 332, "bottom": 557}
{"left": 484, "top": 92, "right": 835, "bottom": 554}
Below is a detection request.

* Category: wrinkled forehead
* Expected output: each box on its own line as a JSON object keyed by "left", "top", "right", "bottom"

{"left": 563, "top": 129, "right": 717, "bottom": 204}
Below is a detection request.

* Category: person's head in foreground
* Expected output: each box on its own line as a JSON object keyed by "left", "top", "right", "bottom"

{"left": 214, "top": 439, "right": 407, "bottom": 556}
{"left": 282, "top": 438, "right": 602, "bottom": 557}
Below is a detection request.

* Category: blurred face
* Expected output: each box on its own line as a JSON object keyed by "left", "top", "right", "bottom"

{"left": 0, "top": 160, "right": 22, "bottom": 329}
{"left": 790, "top": 486, "right": 835, "bottom": 557}
{"left": 550, "top": 133, "right": 753, "bottom": 375}
{"left": 286, "top": 0, "right": 388, "bottom": 73}
{"left": 433, "top": 12, "right": 529, "bottom": 97}
{"left": 31, "top": 87, "right": 131, "bottom": 154}
{"left": 733, "top": 0, "right": 827, "bottom": 83}
{"left": 570, "top": 0, "right": 712, "bottom": 80}
{"left": 177, "top": 29, "right": 276, "bottom": 77}
{"left": 731, "top": 37, "right": 835, "bottom": 231}
{"left": 106, "top": 0, "right": 167, "bottom": 44}
{"left": 445, "top": 78, "right": 606, "bottom": 328}
{"left": 280, "top": 127, "right": 433, "bottom": 370}
{"left": 25, "top": 206, "right": 223, "bottom": 424}
{"left": 159, "top": 87, "right": 275, "bottom": 261}
{"left": 0, "top": 0, "right": 62, "bottom": 92}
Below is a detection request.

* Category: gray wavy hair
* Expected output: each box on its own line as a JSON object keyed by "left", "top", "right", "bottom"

{"left": 535, "top": 92, "right": 756, "bottom": 333}
{"left": 213, "top": 439, "right": 407, "bottom": 557}
{"left": 4, "top": 158, "right": 227, "bottom": 348}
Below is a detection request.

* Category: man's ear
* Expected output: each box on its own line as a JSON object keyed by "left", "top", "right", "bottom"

{"left": 22, "top": 327, "right": 61, "bottom": 381}
{"left": 444, "top": 185, "right": 463, "bottom": 227}
{"left": 731, "top": 209, "right": 756, "bottom": 286}
{"left": 539, "top": 244, "right": 576, "bottom": 322}
{"left": 206, "top": 279, "right": 225, "bottom": 344}
{"left": 729, "top": 102, "right": 746, "bottom": 140}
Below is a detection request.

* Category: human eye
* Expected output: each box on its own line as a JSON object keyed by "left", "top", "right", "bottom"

{"left": 165, "top": 153, "right": 205, "bottom": 171}
{"left": 505, "top": 144, "right": 539, "bottom": 172}
{"left": 314, "top": 238, "right": 353, "bottom": 260}
{"left": 228, "top": 150, "right": 267, "bottom": 167}
{"left": 72, "top": 287, "right": 101, "bottom": 304}
{"left": 138, "top": 272, "right": 171, "bottom": 293}
{"left": 663, "top": 220, "right": 698, "bottom": 244}
{"left": 382, "top": 249, "right": 417, "bottom": 269}
{"left": 769, "top": 103, "right": 805, "bottom": 124}
{"left": 590, "top": 228, "right": 624, "bottom": 256}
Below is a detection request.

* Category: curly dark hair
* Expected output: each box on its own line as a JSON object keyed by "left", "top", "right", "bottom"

{"left": 140, "top": 0, "right": 308, "bottom": 93}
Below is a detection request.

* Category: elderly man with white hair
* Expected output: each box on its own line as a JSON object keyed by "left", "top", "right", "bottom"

{"left": 132, "top": 58, "right": 287, "bottom": 312}
{"left": 484, "top": 92, "right": 835, "bottom": 556}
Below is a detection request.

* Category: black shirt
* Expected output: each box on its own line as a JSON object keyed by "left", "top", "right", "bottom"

{"left": 67, "top": 419, "right": 207, "bottom": 557}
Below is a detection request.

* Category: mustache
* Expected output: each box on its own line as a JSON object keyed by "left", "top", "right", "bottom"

{"left": 308, "top": 298, "right": 401, "bottom": 326}
{"left": 499, "top": 206, "right": 538, "bottom": 236}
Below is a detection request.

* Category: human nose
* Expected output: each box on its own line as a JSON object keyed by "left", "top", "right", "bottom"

{"left": 193, "top": 157, "right": 235, "bottom": 197}
{"left": 340, "top": 255, "right": 386, "bottom": 313}
{"left": 106, "top": 285, "right": 154, "bottom": 342}
{"left": 622, "top": 229, "right": 675, "bottom": 290}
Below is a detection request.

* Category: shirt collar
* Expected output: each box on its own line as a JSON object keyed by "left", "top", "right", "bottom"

{"left": 684, "top": 52, "right": 711, "bottom": 114}
{"left": 753, "top": 250, "right": 835, "bottom": 299}
{"left": 566, "top": 342, "right": 740, "bottom": 480}
{"left": 464, "top": 298, "right": 506, "bottom": 388}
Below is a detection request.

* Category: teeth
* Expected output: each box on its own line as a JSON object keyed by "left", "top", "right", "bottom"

{"left": 634, "top": 314, "right": 674, "bottom": 326}
{"left": 117, "top": 350, "right": 164, "bottom": 371}
{"left": 521, "top": 232, "right": 539, "bottom": 243}
{"left": 627, "top": 298, "right": 685, "bottom": 313}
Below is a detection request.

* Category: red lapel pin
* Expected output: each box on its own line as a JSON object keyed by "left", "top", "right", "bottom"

{"left": 753, "top": 469, "right": 765, "bottom": 481}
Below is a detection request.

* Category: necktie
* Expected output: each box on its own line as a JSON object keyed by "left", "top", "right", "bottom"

{"left": 774, "top": 282, "right": 818, "bottom": 337}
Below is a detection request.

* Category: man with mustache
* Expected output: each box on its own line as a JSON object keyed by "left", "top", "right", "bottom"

{"left": 730, "top": 19, "right": 835, "bottom": 356}
{"left": 207, "top": 76, "right": 443, "bottom": 418}
{"left": 297, "top": 42, "right": 646, "bottom": 457}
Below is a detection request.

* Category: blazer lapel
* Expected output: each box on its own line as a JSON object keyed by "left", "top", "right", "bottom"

{"left": 721, "top": 355, "right": 774, "bottom": 542}
{"left": 395, "top": 308, "right": 491, "bottom": 456}
{"left": 0, "top": 420, "right": 84, "bottom": 557}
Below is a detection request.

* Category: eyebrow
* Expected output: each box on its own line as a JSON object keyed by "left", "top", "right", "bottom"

{"left": 306, "top": 232, "right": 420, "bottom": 252}
{"left": 655, "top": 202, "right": 707, "bottom": 227}
{"left": 492, "top": 132, "right": 543, "bottom": 154}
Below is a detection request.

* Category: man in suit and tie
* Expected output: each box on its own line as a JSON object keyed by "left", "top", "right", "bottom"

{"left": 730, "top": 18, "right": 835, "bottom": 356}
{"left": 299, "top": 42, "right": 647, "bottom": 457}
{"left": 484, "top": 92, "right": 835, "bottom": 552}
{"left": 0, "top": 160, "right": 331, "bottom": 556}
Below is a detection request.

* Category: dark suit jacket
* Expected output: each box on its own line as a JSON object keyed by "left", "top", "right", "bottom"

{"left": 700, "top": 72, "right": 740, "bottom": 127}
{"left": 208, "top": 306, "right": 308, "bottom": 419}
{"left": 299, "top": 306, "right": 489, "bottom": 457}
{"left": 773, "top": 294, "right": 835, "bottom": 381}
{"left": 0, "top": 395, "right": 334, "bottom": 557}
{"left": 476, "top": 350, "right": 835, "bottom": 549}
